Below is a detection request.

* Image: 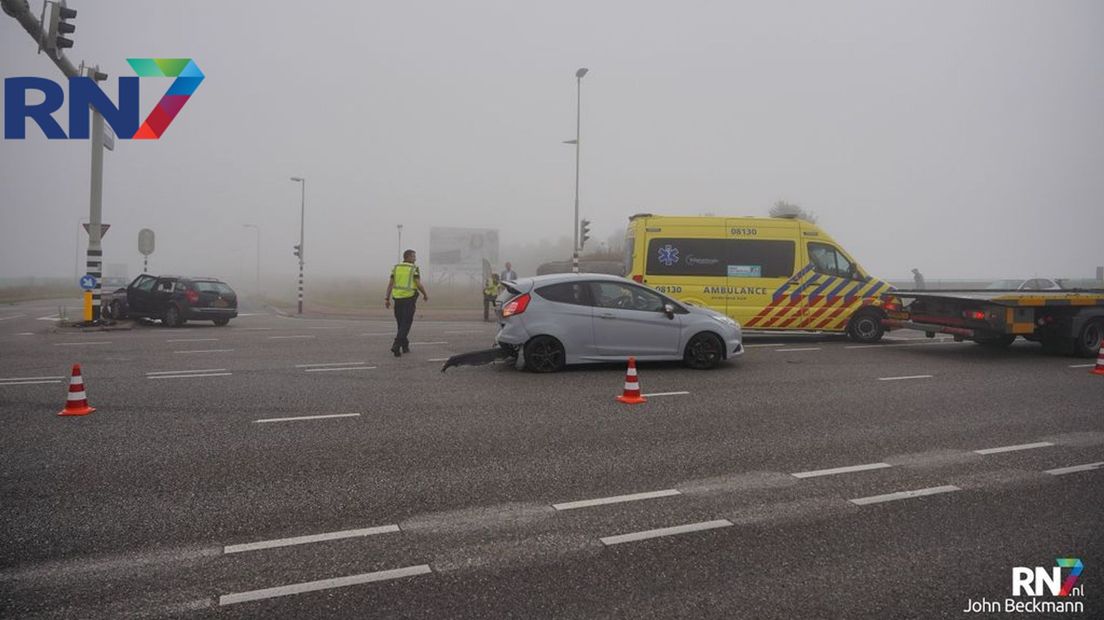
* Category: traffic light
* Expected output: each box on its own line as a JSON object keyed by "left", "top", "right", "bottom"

{"left": 45, "top": 1, "right": 77, "bottom": 53}
{"left": 293, "top": 244, "right": 301, "bottom": 258}
{"left": 579, "top": 219, "right": 591, "bottom": 249}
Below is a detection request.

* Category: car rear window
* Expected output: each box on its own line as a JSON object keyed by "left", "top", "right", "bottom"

{"left": 535, "top": 282, "right": 591, "bottom": 306}
{"left": 193, "top": 281, "right": 234, "bottom": 295}
{"left": 646, "top": 238, "right": 794, "bottom": 278}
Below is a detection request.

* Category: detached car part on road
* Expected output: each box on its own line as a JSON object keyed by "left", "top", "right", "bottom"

{"left": 483, "top": 273, "right": 742, "bottom": 372}
{"left": 101, "top": 275, "right": 238, "bottom": 327}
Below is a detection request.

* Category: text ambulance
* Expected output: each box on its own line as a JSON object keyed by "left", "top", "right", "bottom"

{"left": 624, "top": 214, "right": 894, "bottom": 342}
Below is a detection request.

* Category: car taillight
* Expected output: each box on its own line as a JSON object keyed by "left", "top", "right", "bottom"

{"left": 963, "top": 309, "right": 986, "bottom": 321}
{"left": 501, "top": 293, "right": 530, "bottom": 317}
{"left": 631, "top": 274, "right": 644, "bottom": 283}
{"left": 185, "top": 289, "right": 199, "bottom": 304}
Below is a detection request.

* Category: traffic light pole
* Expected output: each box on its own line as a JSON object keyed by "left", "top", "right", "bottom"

{"left": 87, "top": 83, "right": 104, "bottom": 321}
{"left": 572, "top": 73, "right": 582, "bottom": 274}
{"left": 298, "top": 179, "right": 305, "bottom": 315}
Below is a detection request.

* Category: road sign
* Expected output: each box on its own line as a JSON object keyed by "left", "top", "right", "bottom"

{"left": 82, "top": 223, "right": 110, "bottom": 237}
{"left": 79, "top": 274, "right": 97, "bottom": 290}
{"left": 138, "top": 228, "right": 155, "bottom": 256}
{"left": 103, "top": 124, "right": 115, "bottom": 151}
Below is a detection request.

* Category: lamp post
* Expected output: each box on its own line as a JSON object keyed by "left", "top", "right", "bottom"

{"left": 397, "top": 224, "right": 403, "bottom": 261}
{"left": 568, "top": 67, "right": 588, "bottom": 273}
{"left": 242, "top": 224, "right": 260, "bottom": 293}
{"left": 289, "top": 177, "right": 305, "bottom": 314}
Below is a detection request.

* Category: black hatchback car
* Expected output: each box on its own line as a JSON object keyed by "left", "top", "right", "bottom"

{"left": 103, "top": 275, "right": 238, "bottom": 326}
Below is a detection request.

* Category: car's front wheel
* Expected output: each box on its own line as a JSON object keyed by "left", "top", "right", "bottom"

{"left": 523, "top": 335, "right": 565, "bottom": 373}
{"left": 684, "top": 332, "right": 723, "bottom": 369}
{"left": 104, "top": 300, "right": 125, "bottom": 320}
{"left": 847, "top": 309, "right": 885, "bottom": 343}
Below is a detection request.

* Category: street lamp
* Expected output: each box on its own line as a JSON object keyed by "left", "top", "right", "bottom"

{"left": 242, "top": 223, "right": 260, "bottom": 293}
{"left": 289, "top": 176, "right": 305, "bottom": 314}
{"left": 568, "top": 67, "right": 588, "bottom": 273}
{"left": 397, "top": 224, "right": 403, "bottom": 261}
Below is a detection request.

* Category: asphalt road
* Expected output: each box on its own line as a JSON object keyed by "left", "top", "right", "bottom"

{"left": 1, "top": 299, "right": 1101, "bottom": 618}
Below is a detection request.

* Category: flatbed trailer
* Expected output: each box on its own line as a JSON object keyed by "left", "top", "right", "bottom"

{"left": 881, "top": 289, "right": 1104, "bottom": 357}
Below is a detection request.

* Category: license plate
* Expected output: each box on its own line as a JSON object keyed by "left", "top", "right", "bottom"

{"left": 213, "top": 299, "right": 228, "bottom": 308}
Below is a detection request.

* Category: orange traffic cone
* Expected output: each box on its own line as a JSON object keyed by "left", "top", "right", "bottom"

{"left": 616, "top": 357, "right": 647, "bottom": 404}
{"left": 1092, "top": 344, "right": 1104, "bottom": 376}
{"left": 58, "top": 363, "right": 95, "bottom": 416}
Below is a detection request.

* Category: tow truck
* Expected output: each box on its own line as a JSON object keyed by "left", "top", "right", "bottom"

{"left": 881, "top": 289, "right": 1104, "bottom": 357}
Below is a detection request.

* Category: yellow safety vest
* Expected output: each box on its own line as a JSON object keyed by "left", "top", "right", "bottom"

{"left": 484, "top": 279, "right": 498, "bottom": 297}
{"left": 391, "top": 263, "right": 418, "bottom": 299}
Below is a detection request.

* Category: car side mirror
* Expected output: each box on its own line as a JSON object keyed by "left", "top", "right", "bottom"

{"left": 663, "top": 303, "right": 675, "bottom": 319}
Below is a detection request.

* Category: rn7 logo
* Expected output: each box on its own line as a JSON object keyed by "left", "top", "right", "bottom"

{"left": 4, "top": 58, "right": 203, "bottom": 140}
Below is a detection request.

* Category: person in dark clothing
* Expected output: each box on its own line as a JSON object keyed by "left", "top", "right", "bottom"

{"left": 384, "top": 249, "right": 429, "bottom": 357}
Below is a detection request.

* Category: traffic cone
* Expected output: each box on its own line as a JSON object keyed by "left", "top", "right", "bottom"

{"left": 616, "top": 357, "right": 647, "bottom": 405}
{"left": 1092, "top": 344, "right": 1104, "bottom": 376}
{"left": 58, "top": 363, "right": 95, "bottom": 416}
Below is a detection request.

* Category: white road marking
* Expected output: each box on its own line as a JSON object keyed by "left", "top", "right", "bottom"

{"left": 0, "top": 379, "right": 63, "bottom": 386}
{"left": 774, "top": 347, "right": 821, "bottom": 352}
{"left": 849, "top": 485, "right": 960, "bottom": 506}
{"left": 846, "top": 341, "right": 965, "bottom": 350}
{"left": 553, "top": 489, "right": 681, "bottom": 511}
{"left": 218, "top": 564, "right": 431, "bottom": 606}
{"left": 410, "top": 341, "right": 447, "bottom": 345}
{"left": 444, "top": 330, "right": 488, "bottom": 334}
{"left": 0, "top": 375, "right": 65, "bottom": 381}
{"left": 237, "top": 327, "right": 273, "bottom": 331}
{"left": 254, "top": 413, "right": 361, "bottom": 423}
{"left": 174, "top": 349, "right": 234, "bottom": 354}
{"left": 427, "top": 358, "right": 450, "bottom": 362}
{"left": 147, "top": 368, "right": 227, "bottom": 375}
{"left": 15, "top": 332, "right": 34, "bottom": 336}
{"left": 148, "top": 373, "right": 232, "bottom": 380}
{"left": 973, "top": 441, "right": 1053, "bottom": 455}
{"left": 224, "top": 524, "right": 400, "bottom": 554}
{"left": 791, "top": 462, "right": 892, "bottom": 479}
{"left": 305, "top": 326, "right": 343, "bottom": 330}
{"left": 361, "top": 333, "right": 392, "bottom": 337}
{"left": 877, "top": 374, "right": 933, "bottom": 381}
{"left": 166, "top": 338, "right": 219, "bottom": 343}
{"left": 36, "top": 315, "right": 61, "bottom": 321}
{"left": 641, "top": 391, "right": 690, "bottom": 397}
{"left": 0, "top": 314, "right": 26, "bottom": 321}
{"left": 1045, "top": 462, "right": 1104, "bottom": 476}
{"left": 600, "top": 519, "right": 733, "bottom": 546}
{"left": 53, "top": 341, "right": 112, "bottom": 346}
{"left": 743, "top": 343, "right": 787, "bottom": 348}
{"left": 304, "top": 366, "right": 377, "bottom": 373}
{"left": 295, "top": 362, "right": 368, "bottom": 368}
{"left": 268, "top": 335, "right": 315, "bottom": 340}
{"left": 1069, "top": 363, "right": 1096, "bottom": 368}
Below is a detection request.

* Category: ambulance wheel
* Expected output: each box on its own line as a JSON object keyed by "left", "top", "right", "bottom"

{"left": 1074, "top": 319, "right": 1103, "bottom": 358}
{"left": 684, "top": 332, "right": 723, "bottom": 369}
{"left": 524, "top": 336, "right": 565, "bottom": 373}
{"left": 847, "top": 310, "right": 885, "bottom": 343}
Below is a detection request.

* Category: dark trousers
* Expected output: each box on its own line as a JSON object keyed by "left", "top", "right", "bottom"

{"left": 393, "top": 296, "right": 417, "bottom": 349}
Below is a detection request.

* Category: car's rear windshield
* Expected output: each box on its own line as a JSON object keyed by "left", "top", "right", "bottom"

{"left": 193, "top": 281, "right": 234, "bottom": 295}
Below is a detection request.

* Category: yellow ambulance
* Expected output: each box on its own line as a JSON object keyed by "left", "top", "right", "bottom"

{"left": 623, "top": 214, "right": 895, "bottom": 342}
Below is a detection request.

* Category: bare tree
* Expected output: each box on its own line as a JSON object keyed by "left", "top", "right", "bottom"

{"left": 769, "top": 200, "right": 817, "bottom": 223}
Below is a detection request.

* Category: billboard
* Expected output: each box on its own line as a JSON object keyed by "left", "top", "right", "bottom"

{"left": 429, "top": 227, "right": 499, "bottom": 278}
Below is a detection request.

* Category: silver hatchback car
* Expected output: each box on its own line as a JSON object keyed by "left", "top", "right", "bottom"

{"left": 495, "top": 273, "right": 742, "bottom": 372}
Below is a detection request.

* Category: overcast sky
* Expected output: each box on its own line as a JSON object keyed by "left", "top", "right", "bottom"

{"left": 2, "top": 0, "right": 1102, "bottom": 285}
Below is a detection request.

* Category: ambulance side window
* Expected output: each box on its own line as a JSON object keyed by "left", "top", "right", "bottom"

{"left": 808, "top": 243, "right": 858, "bottom": 279}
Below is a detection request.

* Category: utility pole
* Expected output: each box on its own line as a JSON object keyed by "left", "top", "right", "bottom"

{"left": 397, "top": 224, "right": 403, "bottom": 261}
{"left": 290, "top": 177, "right": 306, "bottom": 314}
{"left": 87, "top": 64, "right": 105, "bottom": 322}
{"left": 567, "top": 67, "right": 588, "bottom": 273}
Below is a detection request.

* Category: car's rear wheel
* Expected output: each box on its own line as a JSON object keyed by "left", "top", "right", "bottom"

{"left": 213, "top": 318, "right": 230, "bottom": 327}
{"left": 684, "top": 332, "right": 723, "bottom": 369}
{"left": 523, "top": 335, "right": 565, "bottom": 373}
{"left": 164, "top": 305, "right": 184, "bottom": 327}
{"left": 847, "top": 309, "right": 885, "bottom": 343}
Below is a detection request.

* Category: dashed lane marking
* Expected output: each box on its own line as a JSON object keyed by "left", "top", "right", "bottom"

{"left": 0, "top": 314, "right": 26, "bottom": 321}
{"left": 791, "top": 462, "right": 892, "bottom": 479}
{"left": 15, "top": 332, "right": 34, "bottom": 336}
{"left": 268, "top": 335, "right": 315, "bottom": 340}
{"left": 218, "top": 564, "right": 431, "bottom": 606}
{"left": 427, "top": 358, "right": 449, "bottom": 362}
{"left": 849, "top": 485, "right": 960, "bottom": 506}
{"left": 237, "top": 327, "right": 274, "bottom": 331}
{"left": 174, "top": 349, "right": 234, "bottom": 354}
{"left": 641, "top": 391, "right": 690, "bottom": 397}
{"left": 295, "top": 362, "right": 369, "bottom": 368}
{"left": 846, "top": 341, "right": 967, "bottom": 349}
{"left": 304, "top": 366, "right": 377, "bottom": 373}
{"left": 361, "top": 333, "right": 392, "bottom": 337}
{"left": 166, "top": 338, "right": 220, "bottom": 343}
{"left": 0, "top": 376, "right": 64, "bottom": 386}
{"left": 254, "top": 413, "right": 361, "bottom": 423}
{"left": 147, "top": 369, "right": 227, "bottom": 375}
{"left": 877, "top": 374, "right": 933, "bottom": 381}
{"left": 553, "top": 489, "right": 681, "bottom": 511}
{"left": 600, "top": 519, "right": 733, "bottom": 546}
{"left": 410, "top": 341, "right": 448, "bottom": 345}
{"left": 974, "top": 441, "right": 1054, "bottom": 455}
{"left": 1069, "top": 364, "right": 1096, "bottom": 368}
{"left": 53, "top": 341, "right": 112, "bottom": 346}
{"left": 1045, "top": 462, "right": 1104, "bottom": 476}
{"left": 774, "top": 347, "right": 821, "bottom": 352}
{"left": 147, "top": 372, "right": 232, "bottom": 380}
{"left": 743, "top": 343, "right": 787, "bottom": 348}
{"left": 224, "top": 524, "right": 400, "bottom": 554}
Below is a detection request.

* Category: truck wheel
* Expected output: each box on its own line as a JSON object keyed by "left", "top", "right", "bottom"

{"left": 847, "top": 310, "right": 885, "bottom": 343}
{"left": 1074, "top": 319, "right": 1103, "bottom": 358}
{"left": 973, "top": 334, "right": 1016, "bottom": 347}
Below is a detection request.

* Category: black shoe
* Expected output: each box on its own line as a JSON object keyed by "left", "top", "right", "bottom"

{"left": 391, "top": 346, "right": 401, "bottom": 357}
{"left": 402, "top": 346, "right": 410, "bottom": 353}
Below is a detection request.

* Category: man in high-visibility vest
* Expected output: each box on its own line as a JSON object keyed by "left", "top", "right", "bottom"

{"left": 482, "top": 273, "right": 500, "bottom": 322}
{"left": 384, "top": 249, "right": 429, "bottom": 357}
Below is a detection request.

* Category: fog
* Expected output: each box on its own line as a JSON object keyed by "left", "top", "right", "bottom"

{"left": 2, "top": 0, "right": 1102, "bottom": 293}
